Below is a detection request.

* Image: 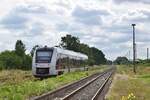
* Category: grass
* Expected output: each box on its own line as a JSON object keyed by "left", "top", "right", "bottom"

{"left": 0, "top": 70, "right": 35, "bottom": 85}
{"left": 106, "top": 65, "right": 150, "bottom": 100}
{"left": 0, "top": 65, "right": 108, "bottom": 100}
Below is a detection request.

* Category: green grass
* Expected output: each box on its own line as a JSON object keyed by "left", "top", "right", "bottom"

{"left": 106, "top": 65, "right": 150, "bottom": 100}
{"left": 0, "top": 65, "right": 108, "bottom": 100}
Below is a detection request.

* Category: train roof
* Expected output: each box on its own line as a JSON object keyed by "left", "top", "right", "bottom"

{"left": 36, "top": 46, "right": 88, "bottom": 60}
{"left": 54, "top": 47, "right": 88, "bottom": 60}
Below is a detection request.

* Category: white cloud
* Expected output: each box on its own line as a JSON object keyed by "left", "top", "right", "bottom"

{"left": 0, "top": 0, "right": 149, "bottom": 60}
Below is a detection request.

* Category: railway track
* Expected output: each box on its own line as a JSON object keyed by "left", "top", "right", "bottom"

{"left": 32, "top": 67, "right": 116, "bottom": 100}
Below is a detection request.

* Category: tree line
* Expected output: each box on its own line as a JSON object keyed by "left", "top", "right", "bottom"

{"left": 59, "top": 35, "right": 107, "bottom": 65}
{"left": 0, "top": 34, "right": 107, "bottom": 70}
{"left": 113, "top": 56, "right": 150, "bottom": 66}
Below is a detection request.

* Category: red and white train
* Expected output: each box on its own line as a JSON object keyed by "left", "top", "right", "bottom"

{"left": 32, "top": 46, "right": 88, "bottom": 77}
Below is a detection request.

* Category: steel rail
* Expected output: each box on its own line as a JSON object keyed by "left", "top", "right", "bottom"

{"left": 32, "top": 68, "right": 115, "bottom": 100}
{"left": 61, "top": 70, "right": 113, "bottom": 100}
{"left": 32, "top": 71, "right": 103, "bottom": 100}
{"left": 91, "top": 71, "right": 113, "bottom": 100}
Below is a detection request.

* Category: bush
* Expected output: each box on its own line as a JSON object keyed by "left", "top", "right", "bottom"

{"left": 0, "top": 40, "right": 32, "bottom": 70}
{"left": 22, "top": 55, "right": 32, "bottom": 70}
{"left": 0, "top": 60, "right": 4, "bottom": 70}
{"left": 0, "top": 51, "right": 22, "bottom": 69}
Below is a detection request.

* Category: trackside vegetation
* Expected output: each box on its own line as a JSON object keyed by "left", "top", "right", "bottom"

{"left": 0, "top": 34, "right": 109, "bottom": 100}
{"left": 0, "top": 40, "right": 32, "bottom": 70}
{"left": 59, "top": 34, "right": 107, "bottom": 65}
{"left": 106, "top": 65, "right": 150, "bottom": 100}
{"left": 0, "top": 65, "right": 108, "bottom": 100}
{"left": 0, "top": 34, "right": 107, "bottom": 70}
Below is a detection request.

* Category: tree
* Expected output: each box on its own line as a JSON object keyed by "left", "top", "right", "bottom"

{"left": 79, "top": 43, "right": 90, "bottom": 55}
{"left": 0, "top": 40, "right": 33, "bottom": 70}
{"left": 90, "top": 47, "right": 107, "bottom": 65}
{"left": 0, "top": 51, "right": 22, "bottom": 69}
{"left": 15, "top": 40, "right": 26, "bottom": 57}
{"left": 106, "top": 60, "right": 113, "bottom": 65}
{"left": 30, "top": 45, "right": 39, "bottom": 57}
{"left": 0, "top": 60, "right": 4, "bottom": 70}
{"left": 114, "top": 56, "right": 129, "bottom": 65}
{"left": 60, "top": 34, "right": 80, "bottom": 52}
{"left": 22, "top": 54, "right": 32, "bottom": 70}
{"left": 60, "top": 34, "right": 107, "bottom": 65}
{"left": 79, "top": 43, "right": 95, "bottom": 65}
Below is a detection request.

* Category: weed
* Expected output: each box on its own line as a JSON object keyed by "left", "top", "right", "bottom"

{"left": 106, "top": 65, "right": 150, "bottom": 100}
{"left": 0, "top": 66, "right": 107, "bottom": 100}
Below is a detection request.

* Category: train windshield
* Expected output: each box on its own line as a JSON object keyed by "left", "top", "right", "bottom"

{"left": 36, "top": 50, "right": 53, "bottom": 63}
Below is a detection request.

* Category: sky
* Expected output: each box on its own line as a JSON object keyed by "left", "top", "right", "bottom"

{"left": 0, "top": 0, "right": 150, "bottom": 60}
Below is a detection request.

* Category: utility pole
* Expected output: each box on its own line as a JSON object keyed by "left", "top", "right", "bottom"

{"left": 132, "top": 24, "right": 136, "bottom": 74}
{"left": 147, "top": 48, "right": 149, "bottom": 60}
{"left": 135, "top": 44, "right": 137, "bottom": 60}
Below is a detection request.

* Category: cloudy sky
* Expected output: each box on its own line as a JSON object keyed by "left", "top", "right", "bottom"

{"left": 0, "top": 0, "right": 150, "bottom": 60}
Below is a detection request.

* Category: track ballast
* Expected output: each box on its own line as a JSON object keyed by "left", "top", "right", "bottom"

{"left": 32, "top": 67, "right": 116, "bottom": 100}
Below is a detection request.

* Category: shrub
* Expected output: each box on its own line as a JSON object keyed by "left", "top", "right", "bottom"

{"left": 0, "top": 60, "right": 4, "bottom": 70}
{"left": 22, "top": 55, "right": 32, "bottom": 70}
{"left": 0, "top": 51, "right": 22, "bottom": 69}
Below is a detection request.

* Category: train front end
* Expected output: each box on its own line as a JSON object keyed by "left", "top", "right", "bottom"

{"left": 32, "top": 47, "right": 57, "bottom": 77}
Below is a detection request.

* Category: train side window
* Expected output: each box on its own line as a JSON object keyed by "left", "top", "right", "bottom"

{"left": 56, "top": 59, "right": 60, "bottom": 69}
